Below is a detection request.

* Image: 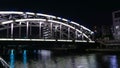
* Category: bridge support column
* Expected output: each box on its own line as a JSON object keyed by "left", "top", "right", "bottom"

{"left": 26, "top": 22, "right": 29, "bottom": 38}
{"left": 39, "top": 22, "right": 42, "bottom": 38}
{"left": 11, "top": 23, "right": 13, "bottom": 38}
{"left": 19, "top": 22, "right": 21, "bottom": 38}
{"left": 75, "top": 30, "right": 78, "bottom": 39}
{"left": 60, "top": 24, "right": 62, "bottom": 39}
{"left": 30, "top": 23, "right": 32, "bottom": 37}
{"left": 68, "top": 27, "right": 70, "bottom": 40}
{"left": 55, "top": 26, "right": 57, "bottom": 39}
{"left": 50, "top": 23, "right": 53, "bottom": 39}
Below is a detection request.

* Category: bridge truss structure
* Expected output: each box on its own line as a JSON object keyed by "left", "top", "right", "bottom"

{"left": 0, "top": 11, "right": 94, "bottom": 43}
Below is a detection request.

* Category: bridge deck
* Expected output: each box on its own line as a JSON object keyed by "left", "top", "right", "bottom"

{"left": 0, "top": 38, "right": 95, "bottom": 43}
{"left": 0, "top": 38, "right": 95, "bottom": 50}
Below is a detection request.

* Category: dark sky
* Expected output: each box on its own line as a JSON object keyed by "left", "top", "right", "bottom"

{"left": 0, "top": 0, "right": 120, "bottom": 29}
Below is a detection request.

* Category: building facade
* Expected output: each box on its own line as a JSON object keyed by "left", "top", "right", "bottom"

{"left": 112, "top": 10, "right": 120, "bottom": 40}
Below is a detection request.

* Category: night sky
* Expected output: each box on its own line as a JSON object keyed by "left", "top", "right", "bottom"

{"left": 0, "top": 0, "right": 120, "bottom": 30}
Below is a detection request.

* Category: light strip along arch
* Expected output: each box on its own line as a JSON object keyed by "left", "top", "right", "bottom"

{"left": 0, "top": 11, "right": 94, "bottom": 34}
{"left": 0, "top": 19, "right": 91, "bottom": 41}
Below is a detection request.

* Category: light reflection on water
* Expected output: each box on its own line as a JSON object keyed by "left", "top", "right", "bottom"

{"left": 103, "top": 55, "right": 118, "bottom": 68}
{"left": 10, "top": 49, "right": 15, "bottom": 68}
{"left": 6, "top": 50, "right": 119, "bottom": 68}
{"left": 109, "top": 55, "right": 118, "bottom": 68}
{"left": 23, "top": 50, "right": 27, "bottom": 68}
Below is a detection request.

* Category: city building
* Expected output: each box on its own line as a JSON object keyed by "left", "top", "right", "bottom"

{"left": 112, "top": 10, "right": 120, "bottom": 40}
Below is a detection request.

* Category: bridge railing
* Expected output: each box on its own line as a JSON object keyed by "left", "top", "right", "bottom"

{"left": 0, "top": 38, "right": 95, "bottom": 43}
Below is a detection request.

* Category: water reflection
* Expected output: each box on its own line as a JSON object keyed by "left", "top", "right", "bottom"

{"left": 109, "top": 55, "right": 118, "bottom": 68}
{"left": 40, "top": 50, "right": 51, "bottom": 68}
{"left": 23, "top": 50, "right": 27, "bottom": 68}
{"left": 6, "top": 50, "right": 120, "bottom": 68}
{"left": 88, "top": 54, "right": 97, "bottom": 68}
{"left": 10, "top": 49, "right": 15, "bottom": 68}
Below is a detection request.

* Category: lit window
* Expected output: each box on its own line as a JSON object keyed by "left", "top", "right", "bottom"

{"left": 115, "top": 25, "right": 119, "bottom": 29}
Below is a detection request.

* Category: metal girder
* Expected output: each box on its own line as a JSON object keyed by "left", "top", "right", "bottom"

{"left": 0, "top": 11, "right": 94, "bottom": 42}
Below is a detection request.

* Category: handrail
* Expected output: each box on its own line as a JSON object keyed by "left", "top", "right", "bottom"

{"left": 0, "top": 57, "right": 10, "bottom": 68}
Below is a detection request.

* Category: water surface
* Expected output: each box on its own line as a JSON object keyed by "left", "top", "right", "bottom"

{"left": 0, "top": 50, "right": 119, "bottom": 68}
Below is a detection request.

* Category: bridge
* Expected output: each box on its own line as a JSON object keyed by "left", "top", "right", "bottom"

{"left": 0, "top": 11, "right": 95, "bottom": 50}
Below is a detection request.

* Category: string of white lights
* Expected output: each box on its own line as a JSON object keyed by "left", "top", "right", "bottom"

{"left": 0, "top": 11, "right": 93, "bottom": 34}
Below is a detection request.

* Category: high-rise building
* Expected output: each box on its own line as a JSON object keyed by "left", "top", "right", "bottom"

{"left": 112, "top": 10, "right": 120, "bottom": 40}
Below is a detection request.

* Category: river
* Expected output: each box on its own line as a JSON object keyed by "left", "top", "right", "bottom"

{"left": 0, "top": 49, "right": 119, "bottom": 68}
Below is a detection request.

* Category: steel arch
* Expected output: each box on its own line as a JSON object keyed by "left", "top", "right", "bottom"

{"left": 0, "top": 11, "right": 94, "bottom": 42}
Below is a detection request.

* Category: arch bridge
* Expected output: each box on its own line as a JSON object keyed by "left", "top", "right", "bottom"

{"left": 0, "top": 11, "right": 95, "bottom": 49}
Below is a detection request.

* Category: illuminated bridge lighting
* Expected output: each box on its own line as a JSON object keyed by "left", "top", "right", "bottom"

{"left": 0, "top": 38, "right": 95, "bottom": 43}
{"left": 0, "top": 11, "right": 94, "bottom": 46}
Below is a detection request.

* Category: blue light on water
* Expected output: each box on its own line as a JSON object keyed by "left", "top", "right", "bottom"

{"left": 23, "top": 50, "right": 27, "bottom": 68}
{"left": 109, "top": 55, "right": 118, "bottom": 68}
{"left": 10, "top": 49, "right": 14, "bottom": 68}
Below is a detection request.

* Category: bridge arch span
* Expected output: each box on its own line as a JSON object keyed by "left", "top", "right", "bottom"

{"left": 0, "top": 11, "right": 94, "bottom": 42}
